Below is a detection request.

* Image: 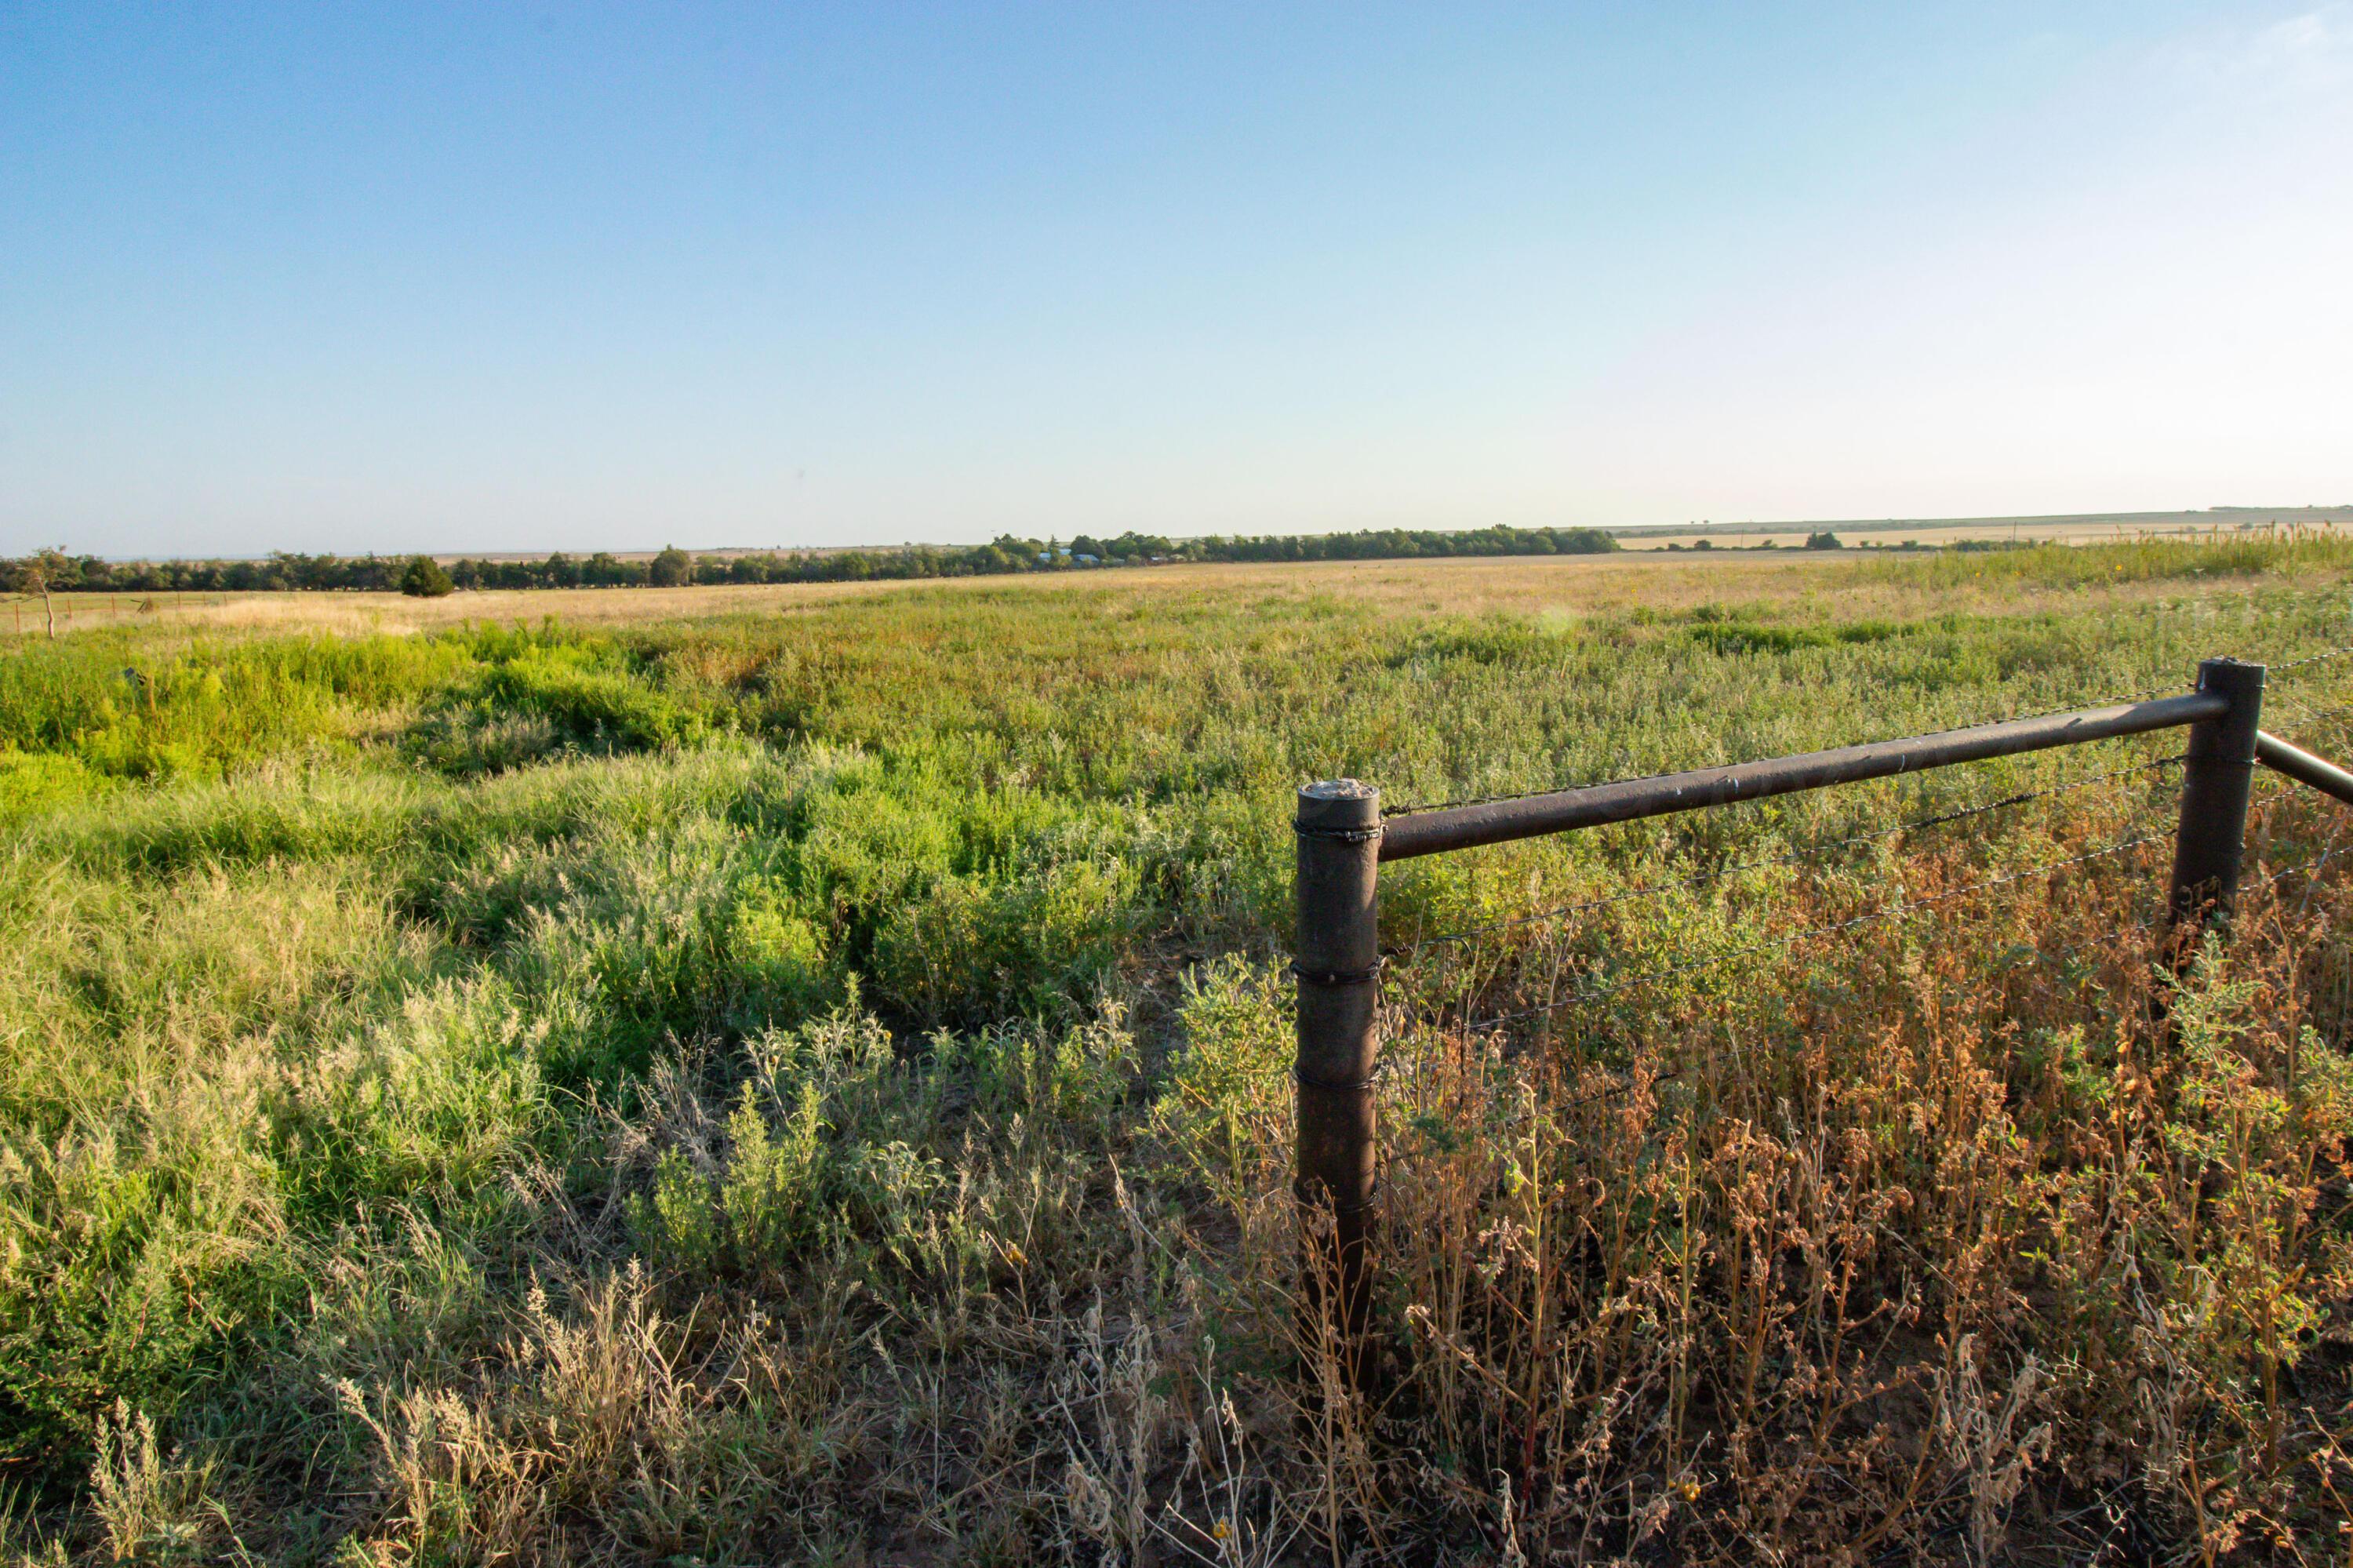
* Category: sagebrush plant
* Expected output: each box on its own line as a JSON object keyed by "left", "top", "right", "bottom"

{"left": 0, "top": 537, "right": 2348, "bottom": 1562}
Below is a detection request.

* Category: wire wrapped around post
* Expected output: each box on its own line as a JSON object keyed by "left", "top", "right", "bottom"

{"left": 2168, "top": 658, "right": 2265, "bottom": 935}
{"left": 1293, "top": 779, "right": 1382, "bottom": 1389}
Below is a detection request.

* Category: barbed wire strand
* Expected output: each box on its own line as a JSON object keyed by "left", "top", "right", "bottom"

{"left": 2279, "top": 842, "right": 2341, "bottom": 883}
{"left": 1383, "top": 679, "right": 2182, "bottom": 818}
{"left": 1382, "top": 640, "right": 2353, "bottom": 819}
{"left": 2261, "top": 686, "right": 2348, "bottom": 724}
{"left": 1391, "top": 751, "right": 2185, "bottom": 955}
{"left": 1395, "top": 875, "right": 2174, "bottom": 1115}
{"left": 2263, "top": 644, "right": 2353, "bottom": 732}
{"left": 1357, "top": 637, "right": 2353, "bottom": 1097}
{"left": 1369, "top": 835, "right": 2337, "bottom": 1113}
{"left": 2268, "top": 643, "right": 2353, "bottom": 675}
{"left": 1396, "top": 831, "right": 2340, "bottom": 1112}
{"left": 1453, "top": 829, "right": 2173, "bottom": 1034}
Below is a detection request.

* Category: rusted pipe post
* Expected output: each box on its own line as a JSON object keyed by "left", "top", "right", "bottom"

{"left": 2168, "top": 658, "right": 2265, "bottom": 934}
{"left": 1293, "top": 779, "right": 1382, "bottom": 1385}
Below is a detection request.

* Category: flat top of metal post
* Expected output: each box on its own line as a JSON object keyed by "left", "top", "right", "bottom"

{"left": 1297, "top": 777, "right": 1381, "bottom": 839}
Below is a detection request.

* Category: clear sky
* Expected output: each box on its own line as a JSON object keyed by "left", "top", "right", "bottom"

{"left": 4, "top": 2, "right": 2349, "bottom": 558}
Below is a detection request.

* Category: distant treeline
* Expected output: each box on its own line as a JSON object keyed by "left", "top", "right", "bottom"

{"left": 1, "top": 524, "right": 1620, "bottom": 595}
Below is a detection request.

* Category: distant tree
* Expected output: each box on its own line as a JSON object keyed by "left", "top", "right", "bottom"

{"left": 4, "top": 522, "right": 1641, "bottom": 608}
{"left": 16, "top": 548, "right": 71, "bottom": 638}
{"left": 1804, "top": 531, "right": 1844, "bottom": 551}
{"left": 399, "top": 555, "right": 455, "bottom": 598}
{"left": 40, "top": 549, "right": 80, "bottom": 634}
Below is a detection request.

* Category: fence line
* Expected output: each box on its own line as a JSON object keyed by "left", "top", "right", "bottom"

{"left": 1452, "top": 785, "right": 2353, "bottom": 1039}
{"left": 1373, "top": 673, "right": 2187, "bottom": 818}
{"left": 1451, "top": 827, "right": 2172, "bottom": 1034}
{"left": 1375, "top": 831, "right": 2345, "bottom": 1128}
{"left": 2268, "top": 645, "right": 2353, "bottom": 675}
{"left": 2264, "top": 683, "right": 2353, "bottom": 731}
{"left": 1389, "top": 748, "right": 2184, "bottom": 956}
{"left": 1291, "top": 652, "right": 2353, "bottom": 1385}
{"left": 1427, "top": 887, "right": 2183, "bottom": 1122}
{"left": 1380, "top": 643, "right": 2353, "bottom": 819}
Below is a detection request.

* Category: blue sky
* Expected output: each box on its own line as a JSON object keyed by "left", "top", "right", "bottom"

{"left": 4, "top": 2, "right": 2348, "bottom": 558}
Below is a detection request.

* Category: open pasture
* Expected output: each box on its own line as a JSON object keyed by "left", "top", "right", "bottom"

{"left": 24, "top": 552, "right": 1860, "bottom": 642}
{"left": 10, "top": 530, "right": 2348, "bottom": 640}
{"left": 5, "top": 538, "right": 2353, "bottom": 1563}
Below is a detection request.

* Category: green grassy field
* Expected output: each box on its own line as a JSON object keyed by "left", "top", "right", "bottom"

{"left": 4, "top": 538, "right": 2353, "bottom": 1563}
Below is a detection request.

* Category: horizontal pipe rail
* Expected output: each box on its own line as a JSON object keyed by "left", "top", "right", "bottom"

{"left": 2257, "top": 730, "right": 2353, "bottom": 809}
{"left": 1380, "top": 691, "right": 2227, "bottom": 861}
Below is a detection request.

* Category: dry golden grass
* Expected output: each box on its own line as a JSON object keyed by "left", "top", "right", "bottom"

{"left": 33, "top": 558, "right": 1798, "bottom": 640}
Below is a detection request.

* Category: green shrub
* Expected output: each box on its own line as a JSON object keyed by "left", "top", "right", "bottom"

{"left": 629, "top": 1008, "right": 894, "bottom": 1279}
{"left": 1688, "top": 617, "right": 1904, "bottom": 656}
{"left": 0, "top": 750, "right": 100, "bottom": 826}
{"left": 399, "top": 556, "right": 455, "bottom": 598}
{"left": 29, "top": 765, "right": 424, "bottom": 877}
{"left": 409, "top": 638, "right": 711, "bottom": 776}
{"left": 0, "top": 858, "right": 420, "bottom": 1478}
{"left": 631, "top": 1148, "right": 727, "bottom": 1275}
{"left": 0, "top": 1111, "right": 289, "bottom": 1478}
{"left": 0, "top": 633, "right": 469, "bottom": 791}
{"left": 867, "top": 855, "right": 1141, "bottom": 1028}
{"left": 1152, "top": 958, "right": 1289, "bottom": 1187}
{"left": 728, "top": 878, "right": 843, "bottom": 1020}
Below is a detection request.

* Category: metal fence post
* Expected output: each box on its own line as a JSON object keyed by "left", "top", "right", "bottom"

{"left": 1293, "top": 779, "right": 1382, "bottom": 1384}
{"left": 2168, "top": 657, "right": 2265, "bottom": 933}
